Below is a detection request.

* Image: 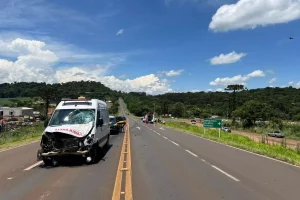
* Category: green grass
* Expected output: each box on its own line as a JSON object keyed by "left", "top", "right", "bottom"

{"left": 165, "top": 121, "right": 300, "bottom": 166}
{"left": 0, "top": 97, "right": 33, "bottom": 106}
{"left": 0, "top": 123, "right": 44, "bottom": 150}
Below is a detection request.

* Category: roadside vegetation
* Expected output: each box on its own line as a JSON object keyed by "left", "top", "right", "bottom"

{"left": 0, "top": 123, "right": 44, "bottom": 150}
{"left": 165, "top": 121, "right": 300, "bottom": 166}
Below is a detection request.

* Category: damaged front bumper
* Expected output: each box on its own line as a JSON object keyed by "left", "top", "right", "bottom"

{"left": 38, "top": 131, "right": 94, "bottom": 159}
{"left": 41, "top": 150, "right": 89, "bottom": 157}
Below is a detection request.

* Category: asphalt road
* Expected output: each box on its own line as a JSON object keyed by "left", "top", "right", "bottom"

{"left": 1, "top": 112, "right": 300, "bottom": 199}
{"left": 0, "top": 133, "right": 125, "bottom": 200}
{"left": 130, "top": 117, "right": 300, "bottom": 200}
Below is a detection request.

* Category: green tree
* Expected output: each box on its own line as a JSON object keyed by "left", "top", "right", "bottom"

{"left": 38, "top": 85, "right": 56, "bottom": 120}
{"left": 171, "top": 102, "right": 185, "bottom": 117}
{"left": 293, "top": 114, "right": 300, "bottom": 121}
{"left": 233, "top": 100, "right": 271, "bottom": 128}
{"left": 270, "top": 117, "right": 283, "bottom": 130}
{"left": 225, "top": 84, "right": 245, "bottom": 112}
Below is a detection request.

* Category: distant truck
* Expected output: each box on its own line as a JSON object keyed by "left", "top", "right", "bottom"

{"left": 144, "top": 113, "right": 155, "bottom": 124}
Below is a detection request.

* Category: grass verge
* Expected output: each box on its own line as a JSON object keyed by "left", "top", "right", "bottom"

{"left": 0, "top": 123, "right": 44, "bottom": 150}
{"left": 165, "top": 121, "right": 300, "bottom": 166}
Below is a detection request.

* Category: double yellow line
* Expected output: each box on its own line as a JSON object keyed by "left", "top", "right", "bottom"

{"left": 112, "top": 121, "right": 133, "bottom": 200}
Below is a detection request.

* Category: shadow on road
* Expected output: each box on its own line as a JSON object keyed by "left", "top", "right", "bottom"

{"left": 39, "top": 144, "right": 113, "bottom": 169}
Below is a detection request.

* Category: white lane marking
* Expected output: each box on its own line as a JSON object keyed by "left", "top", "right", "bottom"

{"left": 185, "top": 150, "right": 198, "bottom": 157}
{"left": 160, "top": 127, "right": 165, "bottom": 130}
{"left": 211, "top": 165, "right": 240, "bottom": 182}
{"left": 7, "top": 177, "right": 13, "bottom": 180}
{"left": 164, "top": 126, "right": 300, "bottom": 169}
{"left": 136, "top": 127, "right": 140, "bottom": 130}
{"left": 163, "top": 136, "right": 168, "bottom": 140}
{"left": 0, "top": 141, "right": 39, "bottom": 153}
{"left": 171, "top": 141, "right": 179, "bottom": 146}
{"left": 157, "top": 133, "right": 161, "bottom": 135}
{"left": 39, "top": 191, "right": 51, "bottom": 200}
{"left": 24, "top": 161, "right": 43, "bottom": 171}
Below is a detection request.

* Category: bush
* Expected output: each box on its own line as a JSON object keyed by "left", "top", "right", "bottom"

{"left": 0, "top": 123, "right": 44, "bottom": 147}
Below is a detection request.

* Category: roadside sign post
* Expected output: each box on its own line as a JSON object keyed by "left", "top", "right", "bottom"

{"left": 203, "top": 119, "right": 222, "bottom": 138}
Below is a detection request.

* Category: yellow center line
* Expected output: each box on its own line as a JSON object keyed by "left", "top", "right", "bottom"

{"left": 125, "top": 121, "right": 133, "bottom": 200}
{"left": 112, "top": 121, "right": 133, "bottom": 200}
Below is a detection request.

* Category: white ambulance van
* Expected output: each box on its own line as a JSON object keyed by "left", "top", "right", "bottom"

{"left": 37, "top": 98, "right": 110, "bottom": 166}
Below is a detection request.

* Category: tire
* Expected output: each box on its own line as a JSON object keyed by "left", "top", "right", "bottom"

{"left": 43, "top": 157, "right": 53, "bottom": 166}
{"left": 105, "top": 134, "right": 110, "bottom": 149}
{"left": 88, "top": 144, "right": 102, "bottom": 164}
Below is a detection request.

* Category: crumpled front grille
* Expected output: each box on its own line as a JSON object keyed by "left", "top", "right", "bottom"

{"left": 42, "top": 132, "right": 80, "bottom": 152}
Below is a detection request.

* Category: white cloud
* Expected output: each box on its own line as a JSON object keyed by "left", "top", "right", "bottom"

{"left": 269, "top": 78, "right": 277, "bottom": 84}
{"left": 216, "top": 88, "right": 224, "bottom": 92}
{"left": 247, "top": 70, "right": 265, "bottom": 78}
{"left": 190, "top": 89, "right": 201, "bottom": 93}
{"left": 116, "top": 29, "right": 124, "bottom": 36}
{"left": 0, "top": 37, "right": 172, "bottom": 95}
{"left": 266, "top": 69, "right": 275, "bottom": 74}
{"left": 209, "top": 0, "right": 300, "bottom": 32}
{"left": 210, "top": 70, "right": 265, "bottom": 86}
{"left": 288, "top": 81, "right": 300, "bottom": 88}
{"left": 210, "top": 51, "right": 246, "bottom": 65}
{"left": 163, "top": 69, "right": 184, "bottom": 77}
{"left": 0, "top": 38, "right": 58, "bottom": 83}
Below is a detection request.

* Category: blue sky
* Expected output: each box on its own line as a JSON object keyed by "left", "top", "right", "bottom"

{"left": 0, "top": 0, "right": 300, "bottom": 94}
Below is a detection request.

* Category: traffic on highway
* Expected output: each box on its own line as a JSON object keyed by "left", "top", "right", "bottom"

{"left": 0, "top": 98, "right": 300, "bottom": 200}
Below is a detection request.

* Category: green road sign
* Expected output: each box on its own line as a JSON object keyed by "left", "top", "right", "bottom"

{"left": 203, "top": 119, "right": 222, "bottom": 128}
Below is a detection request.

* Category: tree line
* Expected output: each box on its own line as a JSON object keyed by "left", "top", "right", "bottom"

{"left": 1, "top": 82, "right": 300, "bottom": 125}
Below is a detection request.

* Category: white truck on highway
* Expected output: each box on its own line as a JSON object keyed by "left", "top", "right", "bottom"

{"left": 37, "top": 98, "right": 110, "bottom": 166}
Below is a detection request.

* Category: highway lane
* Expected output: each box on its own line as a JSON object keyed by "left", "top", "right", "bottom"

{"left": 0, "top": 141, "right": 40, "bottom": 182}
{"left": 2, "top": 108, "right": 300, "bottom": 200}
{"left": 130, "top": 117, "right": 300, "bottom": 200}
{"left": 0, "top": 133, "right": 124, "bottom": 200}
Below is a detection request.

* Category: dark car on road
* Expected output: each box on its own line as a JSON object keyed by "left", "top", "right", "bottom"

{"left": 109, "top": 115, "right": 120, "bottom": 135}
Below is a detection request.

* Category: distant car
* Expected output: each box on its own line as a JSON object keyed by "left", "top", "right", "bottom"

{"left": 268, "top": 131, "right": 285, "bottom": 138}
{"left": 222, "top": 127, "right": 231, "bottom": 133}
{"left": 191, "top": 120, "right": 196, "bottom": 124}
{"left": 109, "top": 116, "right": 120, "bottom": 135}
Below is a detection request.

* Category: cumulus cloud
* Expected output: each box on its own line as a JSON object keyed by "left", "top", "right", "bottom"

{"left": 209, "top": 0, "right": 300, "bottom": 32}
{"left": 116, "top": 29, "right": 124, "bottom": 36}
{"left": 0, "top": 38, "right": 172, "bottom": 95}
{"left": 163, "top": 69, "right": 184, "bottom": 77}
{"left": 209, "top": 70, "right": 265, "bottom": 86}
{"left": 288, "top": 81, "right": 300, "bottom": 88}
{"left": 210, "top": 51, "right": 246, "bottom": 65}
{"left": 216, "top": 88, "right": 224, "bottom": 92}
{"left": 269, "top": 78, "right": 277, "bottom": 84}
{"left": 190, "top": 89, "right": 201, "bottom": 93}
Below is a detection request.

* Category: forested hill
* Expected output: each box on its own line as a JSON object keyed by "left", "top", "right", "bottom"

{"left": 1, "top": 82, "right": 300, "bottom": 120}
{"left": 0, "top": 81, "right": 122, "bottom": 103}
{"left": 124, "top": 87, "right": 300, "bottom": 120}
